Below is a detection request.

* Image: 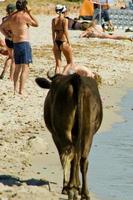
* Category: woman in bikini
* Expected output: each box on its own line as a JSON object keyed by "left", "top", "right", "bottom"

{"left": 80, "top": 21, "right": 133, "bottom": 41}
{"left": 52, "top": 4, "right": 73, "bottom": 74}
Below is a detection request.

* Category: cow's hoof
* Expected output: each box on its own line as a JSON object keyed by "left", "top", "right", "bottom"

{"left": 62, "top": 187, "right": 68, "bottom": 195}
{"left": 78, "top": 187, "right": 81, "bottom": 195}
{"left": 68, "top": 190, "right": 74, "bottom": 200}
{"left": 81, "top": 194, "right": 90, "bottom": 200}
{"left": 73, "top": 190, "right": 79, "bottom": 200}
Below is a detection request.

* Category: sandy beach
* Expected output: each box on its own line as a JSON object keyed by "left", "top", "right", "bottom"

{"left": 0, "top": 14, "right": 133, "bottom": 200}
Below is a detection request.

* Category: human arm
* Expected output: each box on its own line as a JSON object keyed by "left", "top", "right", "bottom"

{"left": 25, "top": 8, "right": 39, "bottom": 27}
{"left": 52, "top": 19, "right": 55, "bottom": 44}
{"left": 79, "top": 29, "right": 90, "bottom": 38}
{"left": 63, "top": 18, "right": 70, "bottom": 45}
{"left": 0, "top": 20, "right": 12, "bottom": 38}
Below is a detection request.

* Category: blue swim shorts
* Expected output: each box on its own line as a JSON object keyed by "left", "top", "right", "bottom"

{"left": 93, "top": 9, "right": 110, "bottom": 22}
{"left": 13, "top": 41, "right": 32, "bottom": 64}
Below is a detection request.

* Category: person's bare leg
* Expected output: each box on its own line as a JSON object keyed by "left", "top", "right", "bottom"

{"left": 19, "top": 64, "right": 29, "bottom": 95}
{"left": 13, "top": 64, "right": 22, "bottom": 95}
{"left": 100, "top": 34, "right": 132, "bottom": 41}
{"left": 53, "top": 46, "right": 61, "bottom": 74}
{"left": 9, "top": 49, "right": 15, "bottom": 81}
{"left": 0, "top": 57, "right": 11, "bottom": 79}
{"left": 3, "top": 57, "right": 11, "bottom": 72}
{"left": 62, "top": 43, "right": 74, "bottom": 74}
{"left": 9, "top": 60, "right": 15, "bottom": 81}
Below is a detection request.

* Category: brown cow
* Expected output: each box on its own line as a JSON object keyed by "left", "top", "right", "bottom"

{"left": 36, "top": 73, "right": 103, "bottom": 200}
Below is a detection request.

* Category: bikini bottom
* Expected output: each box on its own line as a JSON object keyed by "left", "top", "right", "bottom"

{"left": 55, "top": 40, "right": 64, "bottom": 50}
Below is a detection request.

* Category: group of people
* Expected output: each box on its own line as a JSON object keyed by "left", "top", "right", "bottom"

{"left": 0, "top": 1, "right": 132, "bottom": 95}
{"left": 0, "top": 0, "right": 38, "bottom": 95}
{"left": 52, "top": 3, "right": 133, "bottom": 75}
{"left": 80, "top": 1, "right": 133, "bottom": 41}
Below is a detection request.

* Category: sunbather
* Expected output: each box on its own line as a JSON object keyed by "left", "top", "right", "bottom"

{"left": 80, "top": 21, "right": 133, "bottom": 41}
{"left": 63, "top": 64, "right": 95, "bottom": 78}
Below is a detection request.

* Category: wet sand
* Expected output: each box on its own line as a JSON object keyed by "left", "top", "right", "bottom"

{"left": 0, "top": 15, "right": 133, "bottom": 200}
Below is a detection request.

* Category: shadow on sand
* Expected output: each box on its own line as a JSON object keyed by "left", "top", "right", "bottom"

{"left": 0, "top": 174, "right": 67, "bottom": 199}
{"left": 0, "top": 174, "right": 50, "bottom": 189}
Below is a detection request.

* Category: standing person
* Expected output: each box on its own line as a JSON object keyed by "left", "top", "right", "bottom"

{"left": 93, "top": 1, "right": 114, "bottom": 31}
{"left": 0, "top": 3, "right": 16, "bottom": 80}
{"left": 52, "top": 4, "right": 73, "bottom": 74}
{"left": 0, "top": 0, "right": 39, "bottom": 95}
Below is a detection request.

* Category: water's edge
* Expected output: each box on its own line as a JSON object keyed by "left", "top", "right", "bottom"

{"left": 89, "top": 89, "right": 133, "bottom": 200}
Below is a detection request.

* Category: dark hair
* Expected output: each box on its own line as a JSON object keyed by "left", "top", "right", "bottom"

{"left": 16, "top": 0, "right": 28, "bottom": 11}
{"left": 6, "top": 4, "right": 16, "bottom": 14}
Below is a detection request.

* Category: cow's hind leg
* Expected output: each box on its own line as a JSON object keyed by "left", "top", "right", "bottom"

{"left": 60, "top": 145, "right": 74, "bottom": 195}
{"left": 68, "top": 154, "right": 80, "bottom": 200}
{"left": 80, "top": 157, "right": 90, "bottom": 200}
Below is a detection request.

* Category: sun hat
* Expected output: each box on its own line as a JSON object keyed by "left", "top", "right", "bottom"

{"left": 6, "top": 3, "right": 16, "bottom": 14}
{"left": 55, "top": 4, "right": 67, "bottom": 14}
{"left": 62, "top": 5, "right": 67, "bottom": 13}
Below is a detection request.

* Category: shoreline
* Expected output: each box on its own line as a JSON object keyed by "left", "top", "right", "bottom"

{"left": 99, "top": 74, "right": 133, "bottom": 133}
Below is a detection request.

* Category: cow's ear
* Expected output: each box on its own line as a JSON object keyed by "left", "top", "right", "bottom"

{"left": 35, "top": 77, "right": 51, "bottom": 89}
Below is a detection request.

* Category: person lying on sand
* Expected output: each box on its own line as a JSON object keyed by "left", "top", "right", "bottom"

{"left": 80, "top": 21, "right": 133, "bottom": 41}
{"left": 63, "top": 64, "right": 102, "bottom": 85}
{"left": 48, "top": 65, "right": 101, "bottom": 86}
{"left": 63, "top": 64, "right": 95, "bottom": 78}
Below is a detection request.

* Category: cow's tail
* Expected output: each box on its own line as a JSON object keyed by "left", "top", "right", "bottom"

{"left": 77, "top": 83, "right": 84, "bottom": 155}
{"left": 70, "top": 74, "right": 83, "bottom": 153}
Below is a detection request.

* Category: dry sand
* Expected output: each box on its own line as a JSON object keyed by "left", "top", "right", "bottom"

{"left": 0, "top": 15, "right": 133, "bottom": 200}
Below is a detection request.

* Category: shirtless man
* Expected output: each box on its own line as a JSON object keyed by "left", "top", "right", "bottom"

{"left": 0, "top": 0, "right": 38, "bottom": 95}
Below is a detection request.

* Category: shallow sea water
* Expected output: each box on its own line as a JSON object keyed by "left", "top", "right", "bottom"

{"left": 89, "top": 89, "right": 133, "bottom": 200}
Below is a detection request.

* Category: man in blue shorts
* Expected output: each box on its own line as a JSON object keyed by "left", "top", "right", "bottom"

{"left": 0, "top": 0, "right": 38, "bottom": 95}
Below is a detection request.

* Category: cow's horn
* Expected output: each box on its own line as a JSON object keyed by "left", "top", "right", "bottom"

{"left": 47, "top": 67, "right": 56, "bottom": 80}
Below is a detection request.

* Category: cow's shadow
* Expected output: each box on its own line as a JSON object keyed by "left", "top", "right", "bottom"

{"left": 0, "top": 175, "right": 67, "bottom": 199}
{"left": 0, "top": 174, "right": 50, "bottom": 188}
